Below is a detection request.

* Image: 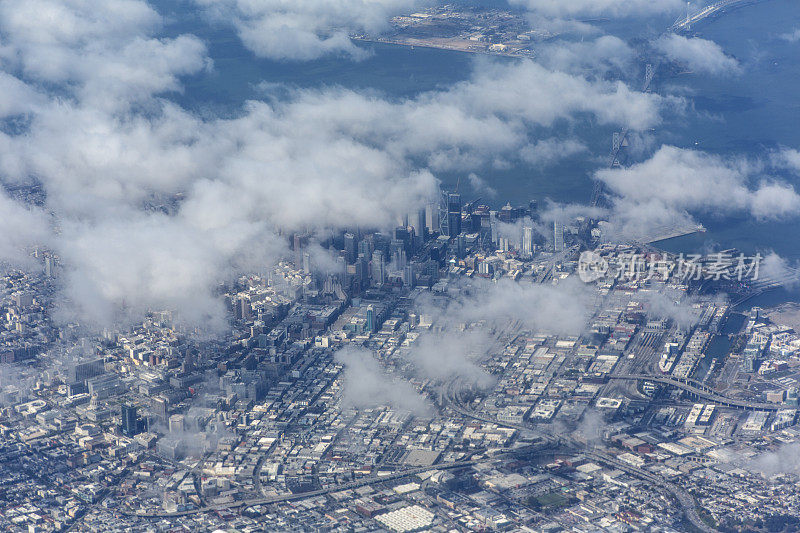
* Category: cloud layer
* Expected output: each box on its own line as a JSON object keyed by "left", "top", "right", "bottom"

{"left": 0, "top": 0, "right": 678, "bottom": 329}
{"left": 655, "top": 34, "right": 740, "bottom": 75}
{"left": 510, "top": 0, "right": 683, "bottom": 18}
{"left": 596, "top": 146, "right": 800, "bottom": 241}
{"left": 335, "top": 346, "right": 431, "bottom": 415}
{"left": 193, "top": 0, "right": 424, "bottom": 61}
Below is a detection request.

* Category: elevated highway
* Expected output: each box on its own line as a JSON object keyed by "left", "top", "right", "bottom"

{"left": 442, "top": 380, "right": 717, "bottom": 532}
{"left": 122, "top": 459, "right": 477, "bottom": 518}
{"left": 609, "top": 373, "right": 783, "bottom": 411}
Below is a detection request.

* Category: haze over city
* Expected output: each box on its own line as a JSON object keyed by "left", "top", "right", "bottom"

{"left": 1, "top": 0, "right": 800, "bottom": 532}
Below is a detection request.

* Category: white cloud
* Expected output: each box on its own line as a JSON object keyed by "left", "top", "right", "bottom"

{"left": 749, "top": 182, "right": 800, "bottom": 219}
{"left": 596, "top": 146, "right": 800, "bottom": 240}
{"left": 758, "top": 252, "right": 800, "bottom": 287}
{"left": 467, "top": 173, "right": 497, "bottom": 198}
{"left": 509, "top": 0, "right": 682, "bottom": 18}
{"left": 56, "top": 212, "right": 286, "bottom": 330}
{"left": 404, "top": 277, "right": 594, "bottom": 387}
{"left": 335, "top": 346, "right": 431, "bottom": 415}
{"left": 774, "top": 148, "right": 800, "bottom": 174}
{"left": 639, "top": 288, "right": 700, "bottom": 330}
{"left": 520, "top": 138, "right": 587, "bottom": 166}
{"left": 655, "top": 34, "right": 740, "bottom": 75}
{"left": 780, "top": 29, "right": 800, "bottom": 43}
{"left": 193, "top": 0, "right": 424, "bottom": 61}
{"left": 0, "top": 0, "right": 208, "bottom": 109}
{"left": 746, "top": 442, "right": 800, "bottom": 477}
{"left": 421, "top": 277, "right": 594, "bottom": 337}
{"left": 0, "top": 73, "right": 45, "bottom": 118}
{"left": 0, "top": 0, "right": 673, "bottom": 330}
{"left": 405, "top": 329, "right": 495, "bottom": 389}
{"left": 535, "top": 36, "right": 636, "bottom": 74}
{"left": 0, "top": 190, "right": 51, "bottom": 267}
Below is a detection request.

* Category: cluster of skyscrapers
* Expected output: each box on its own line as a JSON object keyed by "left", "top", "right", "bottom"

{"left": 290, "top": 189, "right": 567, "bottom": 299}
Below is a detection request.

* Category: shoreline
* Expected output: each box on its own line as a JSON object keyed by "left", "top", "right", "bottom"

{"left": 352, "top": 36, "right": 534, "bottom": 59}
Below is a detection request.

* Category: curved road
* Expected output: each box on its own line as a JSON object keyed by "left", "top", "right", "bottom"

{"left": 610, "top": 373, "right": 782, "bottom": 411}
{"left": 443, "top": 380, "right": 717, "bottom": 533}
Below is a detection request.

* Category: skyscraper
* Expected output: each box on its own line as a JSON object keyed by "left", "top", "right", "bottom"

{"left": 553, "top": 221, "right": 564, "bottom": 252}
{"left": 522, "top": 225, "right": 533, "bottom": 258}
{"left": 371, "top": 250, "right": 385, "bottom": 287}
{"left": 391, "top": 239, "right": 407, "bottom": 269}
{"left": 68, "top": 358, "right": 105, "bottom": 385}
{"left": 456, "top": 234, "right": 466, "bottom": 259}
{"left": 121, "top": 403, "right": 139, "bottom": 437}
{"left": 366, "top": 305, "right": 375, "bottom": 333}
{"left": 447, "top": 193, "right": 461, "bottom": 237}
{"left": 404, "top": 264, "right": 416, "bottom": 288}
{"left": 410, "top": 208, "right": 426, "bottom": 244}
{"left": 344, "top": 233, "right": 357, "bottom": 264}
{"left": 358, "top": 238, "right": 373, "bottom": 260}
{"left": 355, "top": 255, "right": 368, "bottom": 286}
{"left": 529, "top": 199, "right": 539, "bottom": 222}
{"left": 426, "top": 203, "right": 440, "bottom": 235}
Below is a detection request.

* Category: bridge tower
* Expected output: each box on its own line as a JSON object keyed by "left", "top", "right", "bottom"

{"left": 685, "top": 2, "right": 691, "bottom": 31}
{"left": 644, "top": 64, "right": 655, "bottom": 92}
{"left": 611, "top": 132, "right": 625, "bottom": 168}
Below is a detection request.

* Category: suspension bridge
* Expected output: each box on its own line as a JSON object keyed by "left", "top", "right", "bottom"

{"left": 671, "top": 0, "right": 762, "bottom": 33}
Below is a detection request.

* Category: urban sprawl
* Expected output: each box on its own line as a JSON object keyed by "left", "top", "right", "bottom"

{"left": 2, "top": 189, "right": 800, "bottom": 533}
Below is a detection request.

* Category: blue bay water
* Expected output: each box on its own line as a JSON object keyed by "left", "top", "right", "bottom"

{"left": 154, "top": 0, "right": 800, "bottom": 267}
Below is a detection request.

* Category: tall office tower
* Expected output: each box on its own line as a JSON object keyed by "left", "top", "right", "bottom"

{"left": 404, "top": 264, "right": 416, "bottom": 288}
{"left": 394, "top": 227, "right": 412, "bottom": 253}
{"left": 68, "top": 358, "right": 105, "bottom": 384}
{"left": 391, "top": 238, "right": 407, "bottom": 269}
{"left": 121, "top": 403, "right": 139, "bottom": 437}
{"left": 344, "top": 233, "right": 357, "bottom": 264}
{"left": 468, "top": 213, "right": 481, "bottom": 233}
{"left": 522, "top": 225, "right": 534, "bottom": 258}
{"left": 302, "top": 251, "right": 311, "bottom": 274}
{"left": 44, "top": 254, "right": 54, "bottom": 278}
{"left": 498, "top": 202, "right": 513, "bottom": 223}
{"left": 456, "top": 234, "right": 466, "bottom": 259}
{"left": 152, "top": 396, "right": 168, "bottom": 420}
{"left": 293, "top": 232, "right": 309, "bottom": 268}
{"left": 355, "top": 255, "right": 368, "bottom": 282}
{"left": 410, "top": 208, "right": 426, "bottom": 243}
{"left": 371, "top": 250, "right": 385, "bottom": 287}
{"left": 358, "top": 238, "right": 373, "bottom": 260}
{"left": 240, "top": 298, "right": 252, "bottom": 321}
{"left": 292, "top": 233, "right": 309, "bottom": 252}
{"left": 529, "top": 199, "right": 539, "bottom": 222}
{"left": 366, "top": 305, "right": 375, "bottom": 333}
{"left": 553, "top": 221, "right": 564, "bottom": 252}
{"left": 425, "top": 202, "right": 440, "bottom": 235}
{"left": 447, "top": 193, "right": 462, "bottom": 237}
{"left": 169, "top": 414, "right": 185, "bottom": 433}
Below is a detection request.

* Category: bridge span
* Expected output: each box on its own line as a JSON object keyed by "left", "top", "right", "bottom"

{"left": 671, "top": 0, "right": 762, "bottom": 32}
